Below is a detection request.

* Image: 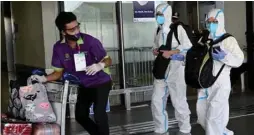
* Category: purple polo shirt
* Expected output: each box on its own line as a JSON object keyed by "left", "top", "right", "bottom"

{"left": 51, "top": 33, "right": 111, "bottom": 88}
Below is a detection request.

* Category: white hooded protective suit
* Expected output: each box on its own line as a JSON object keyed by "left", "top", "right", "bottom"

{"left": 151, "top": 3, "right": 192, "bottom": 134}
{"left": 196, "top": 9, "right": 244, "bottom": 135}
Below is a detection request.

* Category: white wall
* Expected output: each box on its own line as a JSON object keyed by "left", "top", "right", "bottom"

{"left": 224, "top": 1, "right": 246, "bottom": 49}
{"left": 12, "top": 1, "right": 45, "bottom": 68}
{"left": 10, "top": 1, "right": 59, "bottom": 68}
{"left": 41, "top": 1, "right": 59, "bottom": 68}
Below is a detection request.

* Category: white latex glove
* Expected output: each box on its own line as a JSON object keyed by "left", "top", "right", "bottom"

{"left": 31, "top": 75, "right": 47, "bottom": 83}
{"left": 86, "top": 62, "right": 105, "bottom": 76}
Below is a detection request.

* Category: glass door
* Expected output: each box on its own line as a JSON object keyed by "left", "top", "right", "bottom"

{"left": 122, "top": 1, "right": 159, "bottom": 88}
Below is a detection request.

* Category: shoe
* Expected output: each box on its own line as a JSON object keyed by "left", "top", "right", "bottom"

{"left": 177, "top": 131, "right": 191, "bottom": 135}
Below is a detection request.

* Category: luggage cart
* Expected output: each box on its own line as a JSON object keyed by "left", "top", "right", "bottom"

{"left": 46, "top": 80, "right": 78, "bottom": 135}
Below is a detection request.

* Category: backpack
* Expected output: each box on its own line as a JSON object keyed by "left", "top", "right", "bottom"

{"left": 152, "top": 23, "right": 192, "bottom": 79}
{"left": 152, "top": 26, "right": 175, "bottom": 79}
{"left": 185, "top": 33, "right": 232, "bottom": 89}
{"left": 173, "top": 22, "right": 194, "bottom": 45}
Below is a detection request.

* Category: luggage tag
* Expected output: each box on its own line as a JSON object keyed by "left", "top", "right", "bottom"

{"left": 74, "top": 45, "right": 86, "bottom": 72}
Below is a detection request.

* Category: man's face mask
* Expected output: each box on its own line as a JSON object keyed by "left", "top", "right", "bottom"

{"left": 65, "top": 33, "right": 81, "bottom": 41}
{"left": 64, "top": 22, "right": 81, "bottom": 41}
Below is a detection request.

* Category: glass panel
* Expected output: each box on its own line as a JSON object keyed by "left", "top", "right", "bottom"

{"left": 198, "top": 1, "right": 216, "bottom": 30}
{"left": 122, "top": 2, "right": 164, "bottom": 88}
{"left": 64, "top": 2, "right": 120, "bottom": 89}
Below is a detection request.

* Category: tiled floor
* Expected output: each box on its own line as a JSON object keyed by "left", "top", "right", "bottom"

{"left": 140, "top": 114, "right": 254, "bottom": 135}
{"left": 66, "top": 92, "right": 254, "bottom": 135}
{"left": 2, "top": 71, "right": 254, "bottom": 135}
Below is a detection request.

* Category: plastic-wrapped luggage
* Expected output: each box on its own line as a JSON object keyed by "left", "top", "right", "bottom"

{"left": 1, "top": 117, "right": 32, "bottom": 135}
{"left": 8, "top": 80, "right": 26, "bottom": 120}
{"left": 32, "top": 123, "right": 60, "bottom": 135}
{"left": 19, "top": 78, "right": 56, "bottom": 123}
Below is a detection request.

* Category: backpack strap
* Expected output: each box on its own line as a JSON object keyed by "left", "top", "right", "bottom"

{"left": 212, "top": 33, "right": 232, "bottom": 45}
{"left": 211, "top": 33, "right": 232, "bottom": 80}
{"left": 173, "top": 23, "right": 181, "bottom": 45}
{"left": 156, "top": 26, "right": 161, "bottom": 35}
{"left": 214, "top": 64, "right": 225, "bottom": 80}
{"left": 164, "top": 28, "right": 174, "bottom": 50}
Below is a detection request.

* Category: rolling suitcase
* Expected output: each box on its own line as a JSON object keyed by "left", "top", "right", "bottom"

{"left": 32, "top": 123, "right": 60, "bottom": 135}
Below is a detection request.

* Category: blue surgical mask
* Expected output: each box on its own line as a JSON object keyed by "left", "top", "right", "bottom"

{"left": 156, "top": 16, "right": 165, "bottom": 25}
{"left": 206, "top": 22, "right": 219, "bottom": 38}
{"left": 209, "top": 23, "right": 218, "bottom": 33}
{"left": 206, "top": 10, "right": 224, "bottom": 39}
{"left": 156, "top": 5, "right": 168, "bottom": 25}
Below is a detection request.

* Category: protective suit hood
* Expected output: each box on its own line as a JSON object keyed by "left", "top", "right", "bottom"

{"left": 153, "top": 3, "right": 172, "bottom": 47}
{"left": 156, "top": 3, "right": 172, "bottom": 27}
{"left": 207, "top": 9, "right": 226, "bottom": 39}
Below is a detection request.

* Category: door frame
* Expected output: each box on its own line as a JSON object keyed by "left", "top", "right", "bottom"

{"left": 2, "top": 1, "right": 17, "bottom": 82}
{"left": 246, "top": 1, "right": 254, "bottom": 91}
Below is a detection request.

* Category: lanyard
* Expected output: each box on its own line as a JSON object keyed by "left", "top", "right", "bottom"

{"left": 77, "top": 44, "right": 81, "bottom": 53}
{"left": 162, "top": 32, "right": 165, "bottom": 45}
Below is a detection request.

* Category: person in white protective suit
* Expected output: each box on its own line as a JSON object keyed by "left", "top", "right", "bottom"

{"left": 196, "top": 9, "right": 244, "bottom": 135}
{"left": 151, "top": 3, "right": 192, "bottom": 135}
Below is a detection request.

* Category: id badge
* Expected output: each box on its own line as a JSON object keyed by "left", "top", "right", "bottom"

{"left": 74, "top": 53, "right": 86, "bottom": 71}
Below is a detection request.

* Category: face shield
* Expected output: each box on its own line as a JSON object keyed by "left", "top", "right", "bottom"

{"left": 205, "top": 19, "right": 219, "bottom": 32}
{"left": 205, "top": 10, "right": 224, "bottom": 39}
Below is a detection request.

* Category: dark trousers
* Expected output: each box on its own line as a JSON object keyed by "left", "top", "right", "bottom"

{"left": 230, "top": 63, "right": 247, "bottom": 87}
{"left": 75, "top": 81, "right": 112, "bottom": 135}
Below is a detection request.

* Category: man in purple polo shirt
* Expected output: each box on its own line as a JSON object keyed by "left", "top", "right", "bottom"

{"left": 31, "top": 12, "right": 112, "bottom": 135}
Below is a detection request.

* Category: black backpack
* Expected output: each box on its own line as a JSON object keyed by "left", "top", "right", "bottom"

{"left": 152, "top": 26, "right": 175, "bottom": 79}
{"left": 152, "top": 23, "right": 193, "bottom": 79}
{"left": 173, "top": 22, "right": 194, "bottom": 45}
{"left": 185, "top": 33, "right": 232, "bottom": 89}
